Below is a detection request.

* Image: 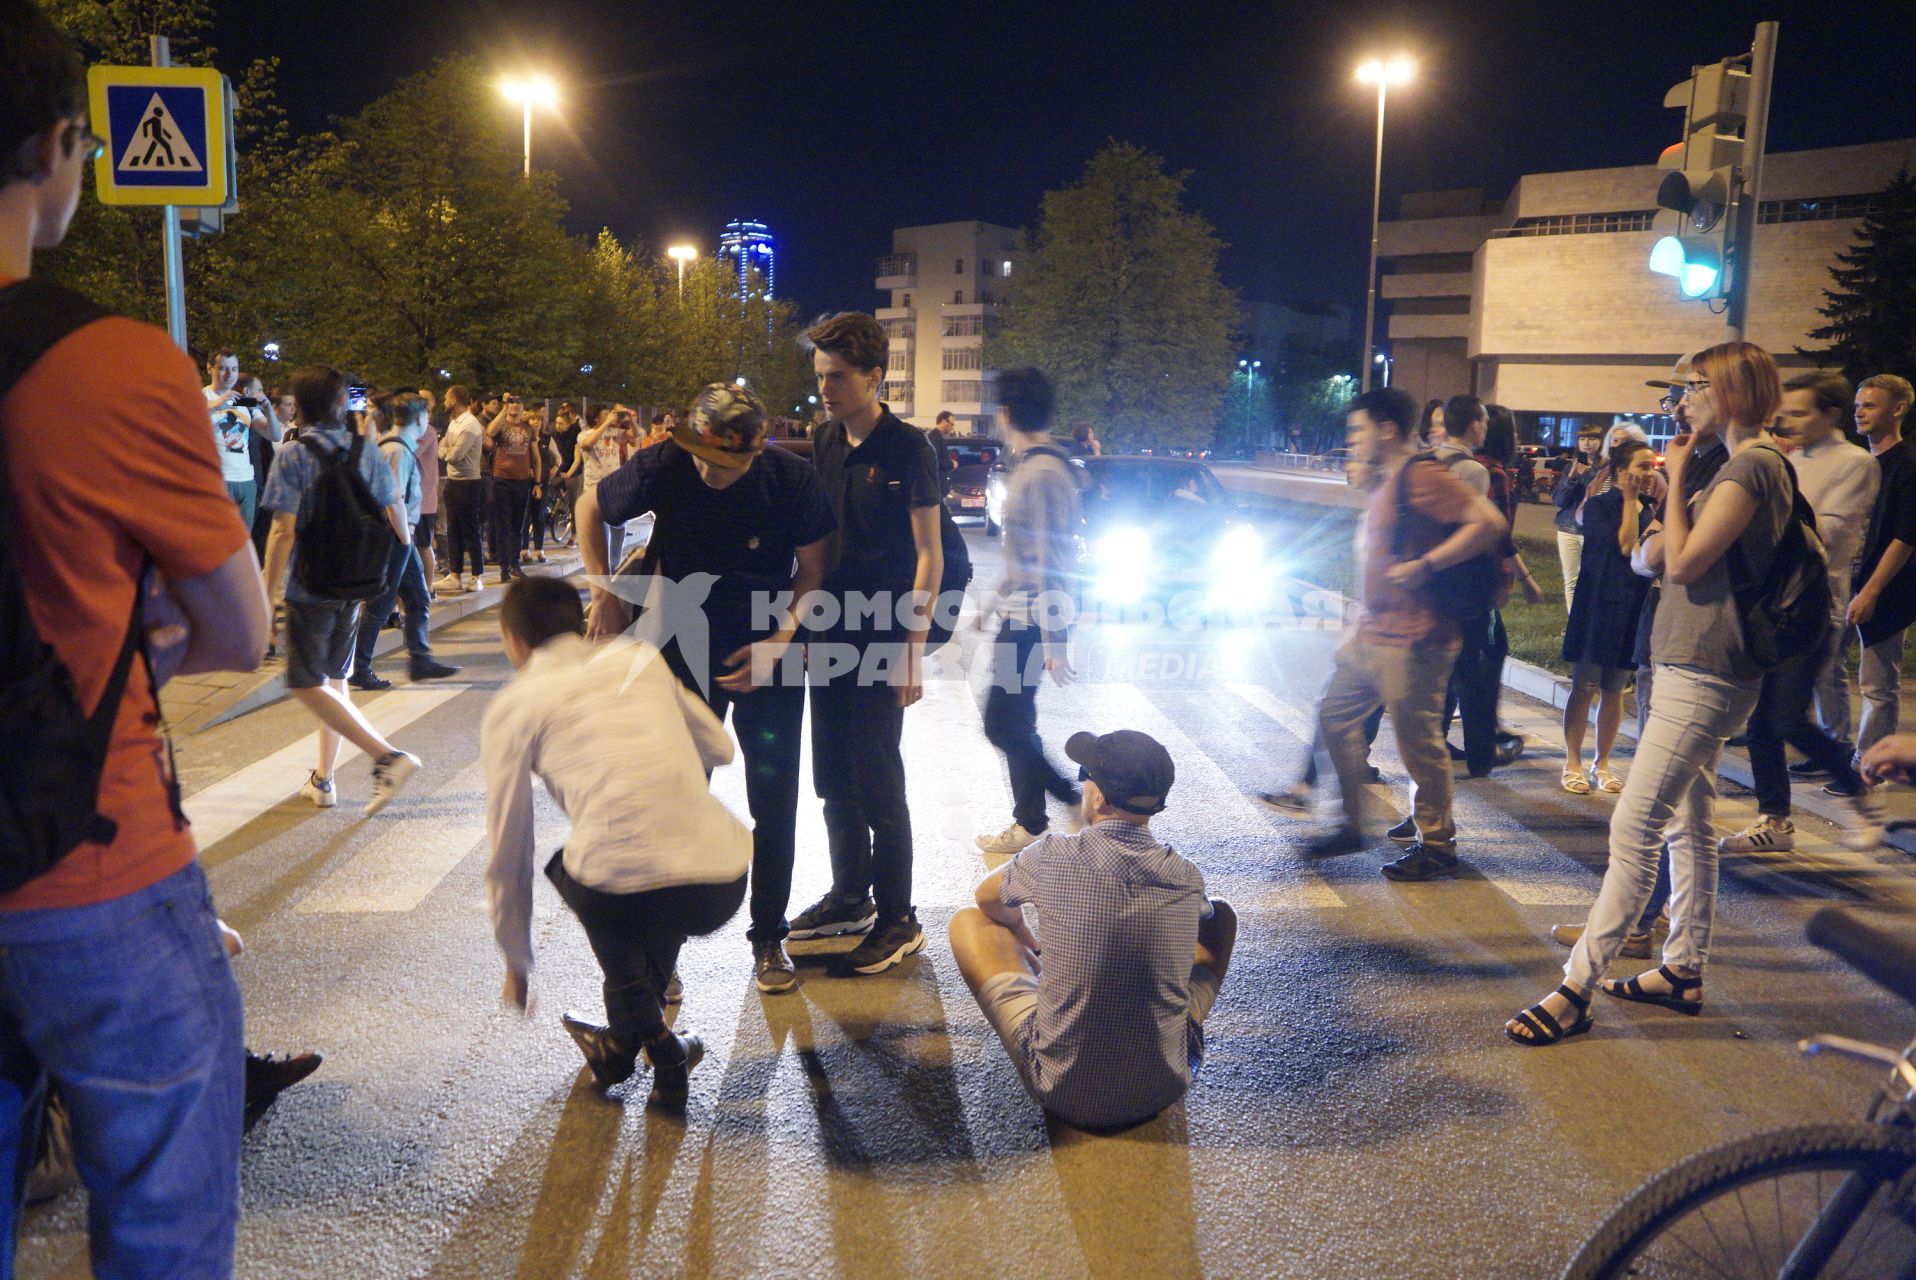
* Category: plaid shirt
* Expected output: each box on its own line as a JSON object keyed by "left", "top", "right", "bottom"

{"left": 1000, "top": 820, "right": 1210, "bottom": 1127}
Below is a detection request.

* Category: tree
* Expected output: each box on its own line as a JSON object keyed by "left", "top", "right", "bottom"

{"left": 990, "top": 142, "right": 1240, "bottom": 451}
{"left": 1800, "top": 166, "right": 1916, "bottom": 385}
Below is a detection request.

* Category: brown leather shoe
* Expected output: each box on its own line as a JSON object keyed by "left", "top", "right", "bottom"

{"left": 1550, "top": 922, "right": 1658, "bottom": 959}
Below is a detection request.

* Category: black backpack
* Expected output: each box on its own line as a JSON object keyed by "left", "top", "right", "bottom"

{"left": 1728, "top": 445, "right": 1831, "bottom": 673}
{"left": 293, "top": 433, "right": 395, "bottom": 600}
{"left": 1392, "top": 453, "right": 1502, "bottom": 621}
{"left": 927, "top": 488, "right": 974, "bottom": 652}
{"left": 0, "top": 278, "right": 159, "bottom": 891}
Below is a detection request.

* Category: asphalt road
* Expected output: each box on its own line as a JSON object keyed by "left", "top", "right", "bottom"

{"left": 17, "top": 525, "right": 1915, "bottom": 1279}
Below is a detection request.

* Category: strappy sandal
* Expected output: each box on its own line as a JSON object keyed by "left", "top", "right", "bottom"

{"left": 1590, "top": 764, "right": 1624, "bottom": 793}
{"left": 1505, "top": 984, "right": 1593, "bottom": 1047}
{"left": 1561, "top": 769, "right": 1592, "bottom": 795}
{"left": 1600, "top": 963, "right": 1703, "bottom": 1016}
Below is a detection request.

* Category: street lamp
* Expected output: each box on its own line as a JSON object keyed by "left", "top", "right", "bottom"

{"left": 498, "top": 74, "right": 558, "bottom": 178}
{"left": 667, "top": 244, "right": 697, "bottom": 299}
{"left": 1356, "top": 54, "right": 1412, "bottom": 393}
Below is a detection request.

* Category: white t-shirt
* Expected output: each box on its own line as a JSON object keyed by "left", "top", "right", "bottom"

{"left": 205, "top": 385, "right": 257, "bottom": 484}
{"left": 581, "top": 428, "right": 634, "bottom": 489}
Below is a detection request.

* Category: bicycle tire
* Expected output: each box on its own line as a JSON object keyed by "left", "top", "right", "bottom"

{"left": 1563, "top": 1122, "right": 1916, "bottom": 1279}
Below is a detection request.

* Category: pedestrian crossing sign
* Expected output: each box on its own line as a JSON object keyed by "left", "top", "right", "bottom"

{"left": 86, "top": 66, "right": 231, "bottom": 206}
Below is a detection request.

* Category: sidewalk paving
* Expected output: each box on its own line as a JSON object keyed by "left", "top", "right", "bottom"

{"left": 161, "top": 551, "right": 584, "bottom": 734}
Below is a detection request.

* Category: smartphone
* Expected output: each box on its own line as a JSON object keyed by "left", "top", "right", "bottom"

{"left": 347, "top": 383, "right": 369, "bottom": 413}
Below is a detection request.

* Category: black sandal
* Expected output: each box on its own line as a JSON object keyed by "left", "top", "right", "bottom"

{"left": 1504, "top": 984, "right": 1593, "bottom": 1047}
{"left": 1600, "top": 964, "right": 1703, "bottom": 1016}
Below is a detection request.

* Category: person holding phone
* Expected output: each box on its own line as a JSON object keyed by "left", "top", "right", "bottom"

{"left": 486, "top": 393, "right": 536, "bottom": 584}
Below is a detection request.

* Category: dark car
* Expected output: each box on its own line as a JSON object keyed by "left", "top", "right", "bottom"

{"left": 1072, "top": 457, "right": 1278, "bottom": 617}
{"left": 768, "top": 436, "right": 813, "bottom": 460}
{"left": 944, "top": 436, "right": 1004, "bottom": 526}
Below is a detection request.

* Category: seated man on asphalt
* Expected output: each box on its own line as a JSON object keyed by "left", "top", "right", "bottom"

{"left": 948, "top": 728, "right": 1236, "bottom": 1130}
{"left": 482, "top": 577, "right": 751, "bottom": 1108}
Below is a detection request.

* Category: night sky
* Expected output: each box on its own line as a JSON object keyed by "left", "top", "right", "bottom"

{"left": 220, "top": 0, "right": 1916, "bottom": 320}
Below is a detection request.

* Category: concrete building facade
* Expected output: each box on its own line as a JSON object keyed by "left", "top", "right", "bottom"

{"left": 875, "top": 221, "right": 1019, "bottom": 434}
{"left": 1377, "top": 139, "right": 1916, "bottom": 444}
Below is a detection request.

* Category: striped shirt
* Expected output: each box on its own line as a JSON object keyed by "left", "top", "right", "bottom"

{"left": 999, "top": 820, "right": 1211, "bottom": 1127}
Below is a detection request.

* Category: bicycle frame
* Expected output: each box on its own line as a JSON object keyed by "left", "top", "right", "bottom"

{"left": 1777, "top": 1034, "right": 1916, "bottom": 1278}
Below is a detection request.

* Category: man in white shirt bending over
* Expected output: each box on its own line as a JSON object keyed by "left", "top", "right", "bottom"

{"left": 482, "top": 577, "right": 750, "bottom": 1108}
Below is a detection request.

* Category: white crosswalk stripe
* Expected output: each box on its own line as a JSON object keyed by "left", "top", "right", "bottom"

{"left": 296, "top": 757, "right": 492, "bottom": 913}
{"left": 184, "top": 685, "right": 464, "bottom": 854}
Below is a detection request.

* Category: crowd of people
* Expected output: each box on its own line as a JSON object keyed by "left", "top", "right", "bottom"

{"left": 1255, "top": 354, "right": 1916, "bottom": 1048}
{"left": 1, "top": 21, "right": 1231, "bottom": 1265}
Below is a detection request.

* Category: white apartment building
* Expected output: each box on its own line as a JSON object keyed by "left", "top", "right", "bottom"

{"left": 874, "top": 221, "right": 1019, "bottom": 435}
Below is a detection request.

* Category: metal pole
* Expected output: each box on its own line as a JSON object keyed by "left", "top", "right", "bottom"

{"left": 522, "top": 100, "right": 532, "bottom": 177}
{"left": 1360, "top": 82, "right": 1387, "bottom": 393}
{"left": 676, "top": 258, "right": 685, "bottom": 300}
{"left": 1725, "top": 20, "right": 1778, "bottom": 342}
{"left": 151, "top": 35, "right": 189, "bottom": 351}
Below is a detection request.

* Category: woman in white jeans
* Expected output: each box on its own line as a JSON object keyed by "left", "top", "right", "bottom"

{"left": 1507, "top": 341, "right": 1793, "bottom": 1046}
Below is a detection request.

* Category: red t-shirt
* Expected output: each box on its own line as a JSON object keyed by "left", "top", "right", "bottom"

{"left": 0, "top": 289, "right": 249, "bottom": 911}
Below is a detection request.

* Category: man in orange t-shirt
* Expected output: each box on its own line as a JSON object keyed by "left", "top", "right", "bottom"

{"left": 1297, "top": 387, "right": 1506, "bottom": 881}
{"left": 0, "top": 6, "right": 270, "bottom": 1273}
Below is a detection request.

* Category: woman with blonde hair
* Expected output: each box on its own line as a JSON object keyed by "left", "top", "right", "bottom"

{"left": 1507, "top": 342, "right": 1793, "bottom": 1045}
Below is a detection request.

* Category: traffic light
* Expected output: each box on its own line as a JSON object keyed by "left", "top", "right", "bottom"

{"left": 1650, "top": 59, "right": 1749, "bottom": 300}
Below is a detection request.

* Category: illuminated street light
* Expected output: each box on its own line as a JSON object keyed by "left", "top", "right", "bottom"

{"left": 498, "top": 74, "right": 559, "bottom": 178}
{"left": 667, "top": 244, "right": 697, "bottom": 299}
{"left": 1356, "top": 53, "right": 1414, "bottom": 392}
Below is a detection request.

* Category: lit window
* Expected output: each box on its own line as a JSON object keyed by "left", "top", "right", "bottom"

{"left": 1002, "top": 260, "right": 1012, "bottom": 277}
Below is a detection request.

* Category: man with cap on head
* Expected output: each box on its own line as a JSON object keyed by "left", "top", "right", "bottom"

{"left": 948, "top": 728, "right": 1236, "bottom": 1130}
{"left": 577, "top": 382, "right": 836, "bottom": 997}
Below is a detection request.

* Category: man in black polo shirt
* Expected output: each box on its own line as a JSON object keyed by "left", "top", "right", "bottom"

{"left": 792, "top": 312, "right": 944, "bottom": 974}
{"left": 578, "top": 383, "right": 835, "bottom": 994}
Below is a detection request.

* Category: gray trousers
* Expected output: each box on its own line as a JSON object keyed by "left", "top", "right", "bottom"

{"left": 1318, "top": 631, "right": 1462, "bottom": 843}
{"left": 1857, "top": 627, "right": 1906, "bottom": 759}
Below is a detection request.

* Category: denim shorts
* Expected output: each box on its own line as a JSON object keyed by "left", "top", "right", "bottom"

{"left": 284, "top": 598, "right": 362, "bottom": 688}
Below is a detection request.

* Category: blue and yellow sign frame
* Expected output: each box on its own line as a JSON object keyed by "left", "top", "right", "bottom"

{"left": 86, "top": 66, "right": 231, "bottom": 207}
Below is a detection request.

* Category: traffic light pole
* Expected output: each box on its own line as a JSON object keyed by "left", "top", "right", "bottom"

{"left": 1724, "top": 21, "right": 1778, "bottom": 342}
{"left": 150, "top": 34, "right": 189, "bottom": 351}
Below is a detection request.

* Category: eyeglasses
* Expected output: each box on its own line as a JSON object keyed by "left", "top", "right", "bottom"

{"left": 1685, "top": 379, "right": 1712, "bottom": 393}
{"left": 66, "top": 122, "right": 106, "bottom": 163}
{"left": 1658, "top": 392, "right": 1681, "bottom": 412}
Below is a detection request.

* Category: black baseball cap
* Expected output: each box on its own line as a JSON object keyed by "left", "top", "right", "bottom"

{"left": 1064, "top": 729, "right": 1174, "bottom": 816}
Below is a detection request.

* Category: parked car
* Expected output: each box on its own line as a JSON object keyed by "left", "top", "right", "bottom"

{"left": 768, "top": 436, "right": 813, "bottom": 460}
{"left": 944, "top": 437, "right": 1003, "bottom": 525}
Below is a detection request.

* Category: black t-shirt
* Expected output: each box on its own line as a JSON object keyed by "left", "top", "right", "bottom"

{"left": 1862, "top": 441, "right": 1916, "bottom": 576}
{"left": 596, "top": 440, "right": 835, "bottom": 653}
{"left": 813, "top": 407, "right": 942, "bottom": 600}
{"left": 552, "top": 424, "right": 579, "bottom": 473}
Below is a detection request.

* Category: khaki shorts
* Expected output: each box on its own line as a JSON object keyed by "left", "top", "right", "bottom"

{"left": 977, "top": 964, "right": 1222, "bottom": 1083}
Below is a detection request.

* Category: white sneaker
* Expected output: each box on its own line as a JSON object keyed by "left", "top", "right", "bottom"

{"left": 975, "top": 822, "right": 1040, "bottom": 856}
{"left": 1844, "top": 789, "right": 1886, "bottom": 852}
{"left": 433, "top": 575, "right": 464, "bottom": 595}
{"left": 1719, "top": 814, "right": 1793, "bottom": 853}
{"left": 301, "top": 770, "right": 337, "bottom": 809}
{"left": 365, "top": 751, "right": 420, "bottom": 816}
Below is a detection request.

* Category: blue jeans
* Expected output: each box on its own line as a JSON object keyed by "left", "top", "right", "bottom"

{"left": 0, "top": 862, "right": 242, "bottom": 1278}
{"left": 354, "top": 539, "right": 432, "bottom": 675}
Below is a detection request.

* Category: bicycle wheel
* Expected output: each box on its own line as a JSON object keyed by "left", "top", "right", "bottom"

{"left": 1564, "top": 1123, "right": 1916, "bottom": 1279}
{"left": 549, "top": 499, "right": 573, "bottom": 547}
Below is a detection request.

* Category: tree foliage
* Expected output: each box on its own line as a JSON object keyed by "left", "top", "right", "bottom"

{"left": 991, "top": 142, "right": 1240, "bottom": 450}
{"left": 38, "top": 11, "right": 804, "bottom": 412}
{"left": 1800, "top": 166, "right": 1916, "bottom": 385}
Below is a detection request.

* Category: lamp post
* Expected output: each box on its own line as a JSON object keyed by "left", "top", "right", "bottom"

{"left": 667, "top": 244, "right": 697, "bottom": 300}
{"left": 498, "top": 74, "right": 558, "bottom": 178}
{"left": 1356, "top": 55, "right": 1412, "bottom": 393}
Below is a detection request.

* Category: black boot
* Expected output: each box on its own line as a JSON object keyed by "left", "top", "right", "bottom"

{"left": 560, "top": 1012, "right": 637, "bottom": 1088}
{"left": 643, "top": 1029, "right": 704, "bottom": 1108}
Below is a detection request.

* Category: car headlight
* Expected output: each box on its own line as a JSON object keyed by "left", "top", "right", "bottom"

{"left": 1209, "top": 525, "right": 1263, "bottom": 576}
{"left": 1095, "top": 527, "right": 1150, "bottom": 603}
